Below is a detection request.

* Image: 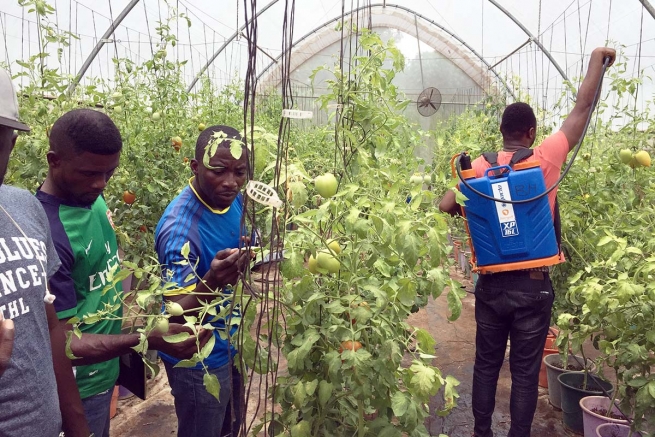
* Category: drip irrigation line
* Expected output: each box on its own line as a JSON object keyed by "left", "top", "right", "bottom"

{"left": 455, "top": 57, "right": 611, "bottom": 205}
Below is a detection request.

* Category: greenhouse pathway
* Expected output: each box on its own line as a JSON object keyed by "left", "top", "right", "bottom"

{"left": 110, "top": 267, "right": 573, "bottom": 437}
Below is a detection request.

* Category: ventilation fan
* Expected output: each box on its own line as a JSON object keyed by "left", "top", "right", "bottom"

{"left": 416, "top": 87, "right": 442, "bottom": 117}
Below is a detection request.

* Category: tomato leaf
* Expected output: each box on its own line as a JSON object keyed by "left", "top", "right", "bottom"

{"left": 416, "top": 328, "right": 436, "bottom": 353}
{"left": 409, "top": 361, "right": 442, "bottom": 397}
{"left": 289, "top": 420, "right": 311, "bottom": 437}
{"left": 181, "top": 241, "right": 190, "bottom": 259}
{"left": 447, "top": 287, "right": 463, "bottom": 322}
{"left": 174, "top": 356, "right": 199, "bottom": 368}
{"left": 318, "top": 380, "right": 333, "bottom": 408}
{"left": 162, "top": 332, "right": 191, "bottom": 343}
{"left": 292, "top": 381, "right": 306, "bottom": 409}
{"left": 391, "top": 391, "right": 409, "bottom": 417}
{"left": 199, "top": 333, "right": 215, "bottom": 359}
{"left": 203, "top": 372, "right": 220, "bottom": 400}
{"left": 229, "top": 139, "right": 242, "bottom": 160}
{"left": 304, "top": 379, "right": 318, "bottom": 396}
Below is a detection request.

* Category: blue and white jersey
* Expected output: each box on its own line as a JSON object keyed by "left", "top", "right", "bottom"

{"left": 155, "top": 181, "right": 244, "bottom": 369}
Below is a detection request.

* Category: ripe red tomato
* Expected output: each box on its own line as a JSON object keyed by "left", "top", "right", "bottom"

{"left": 138, "top": 225, "right": 147, "bottom": 233}
{"left": 123, "top": 191, "right": 136, "bottom": 205}
{"left": 171, "top": 136, "right": 183, "bottom": 152}
{"left": 339, "top": 340, "right": 362, "bottom": 353}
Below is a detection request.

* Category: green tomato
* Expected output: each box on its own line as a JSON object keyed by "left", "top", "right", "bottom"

{"left": 315, "top": 173, "right": 338, "bottom": 198}
{"left": 409, "top": 174, "right": 423, "bottom": 185}
{"left": 152, "top": 112, "right": 161, "bottom": 121}
{"left": 619, "top": 149, "right": 633, "bottom": 164}
{"left": 166, "top": 302, "right": 184, "bottom": 316}
{"left": 111, "top": 91, "right": 122, "bottom": 99}
{"left": 155, "top": 317, "right": 169, "bottom": 333}
{"left": 423, "top": 174, "right": 431, "bottom": 184}
{"left": 113, "top": 105, "right": 122, "bottom": 112}
{"left": 327, "top": 239, "right": 341, "bottom": 254}
{"left": 316, "top": 251, "right": 340, "bottom": 274}
{"left": 308, "top": 254, "right": 319, "bottom": 274}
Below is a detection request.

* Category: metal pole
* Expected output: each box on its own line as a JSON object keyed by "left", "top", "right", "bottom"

{"left": 256, "top": 3, "right": 516, "bottom": 98}
{"left": 487, "top": 0, "right": 568, "bottom": 81}
{"left": 487, "top": 38, "right": 531, "bottom": 70}
{"left": 67, "top": 0, "right": 140, "bottom": 95}
{"left": 186, "top": 0, "right": 280, "bottom": 92}
{"left": 240, "top": 31, "right": 278, "bottom": 64}
{"left": 414, "top": 14, "right": 424, "bottom": 89}
{"left": 638, "top": 0, "right": 655, "bottom": 20}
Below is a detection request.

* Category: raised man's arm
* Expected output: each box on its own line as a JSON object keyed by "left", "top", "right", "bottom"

{"left": 560, "top": 47, "right": 616, "bottom": 151}
{"left": 46, "top": 300, "right": 90, "bottom": 437}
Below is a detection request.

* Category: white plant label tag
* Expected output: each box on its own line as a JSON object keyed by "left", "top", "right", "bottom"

{"left": 282, "top": 109, "right": 313, "bottom": 119}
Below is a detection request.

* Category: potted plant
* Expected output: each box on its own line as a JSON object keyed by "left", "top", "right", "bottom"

{"left": 544, "top": 352, "right": 596, "bottom": 409}
{"left": 581, "top": 396, "right": 631, "bottom": 437}
{"left": 556, "top": 257, "right": 655, "bottom": 435}
{"left": 559, "top": 371, "right": 614, "bottom": 435}
{"left": 596, "top": 423, "right": 642, "bottom": 437}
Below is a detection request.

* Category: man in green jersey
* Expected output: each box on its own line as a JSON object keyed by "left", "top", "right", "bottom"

{"left": 37, "top": 108, "right": 210, "bottom": 437}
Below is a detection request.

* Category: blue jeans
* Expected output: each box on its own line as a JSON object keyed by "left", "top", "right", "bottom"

{"left": 164, "top": 361, "right": 244, "bottom": 437}
{"left": 472, "top": 271, "right": 554, "bottom": 437}
{"left": 81, "top": 388, "right": 113, "bottom": 437}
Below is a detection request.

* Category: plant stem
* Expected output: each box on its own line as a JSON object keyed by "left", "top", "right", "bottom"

{"left": 357, "top": 399, "right": 365, "bottom": 437}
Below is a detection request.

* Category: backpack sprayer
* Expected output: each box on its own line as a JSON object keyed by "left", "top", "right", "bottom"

{"left": 451, "top": 56, "right": 611, "bottom": 274}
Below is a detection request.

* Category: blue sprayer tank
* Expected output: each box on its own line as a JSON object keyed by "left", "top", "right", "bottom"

{"left": 459, "top": 161, "right": 559, "bottom": 272}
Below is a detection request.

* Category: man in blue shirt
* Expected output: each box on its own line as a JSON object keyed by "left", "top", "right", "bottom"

{"left": 156, "top": 125, "right": 251, "bottom": 437}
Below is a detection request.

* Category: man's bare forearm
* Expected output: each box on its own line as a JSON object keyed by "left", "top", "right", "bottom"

{"left": 64, "top": 323, "right": 140, "bottom": 366}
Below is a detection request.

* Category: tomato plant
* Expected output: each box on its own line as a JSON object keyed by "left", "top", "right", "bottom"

{"left": 262, "top": 31, "right": 463, "bottom": 437}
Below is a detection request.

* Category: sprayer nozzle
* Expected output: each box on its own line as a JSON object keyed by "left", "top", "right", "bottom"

{"left": 460, "top": 153, "right": 473, "bottom": 171}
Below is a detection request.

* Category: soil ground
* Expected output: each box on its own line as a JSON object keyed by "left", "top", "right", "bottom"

{"left": 109, "top": 267, "right": 578, "bottom": 437}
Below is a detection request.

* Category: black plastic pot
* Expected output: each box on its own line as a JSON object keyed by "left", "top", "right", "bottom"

{"left": 558, "top": 371, "right": 614, "bottom": 435}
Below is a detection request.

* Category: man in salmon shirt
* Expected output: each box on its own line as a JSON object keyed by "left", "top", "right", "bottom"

{"left": 439, "top": 46, "right": 616, "bottom": 437}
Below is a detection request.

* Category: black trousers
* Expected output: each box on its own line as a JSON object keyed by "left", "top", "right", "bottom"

{"left": 472, "top": 270, "right": 554, "bottom": 437}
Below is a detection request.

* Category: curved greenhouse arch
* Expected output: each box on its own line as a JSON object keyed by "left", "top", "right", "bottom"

{"left": 257, "top": 4, "right": 514, "bottom": 97}
{"left": 64, "top": 0, "right": 652, "bottom": 95}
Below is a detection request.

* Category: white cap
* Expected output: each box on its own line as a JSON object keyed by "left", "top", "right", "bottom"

{"left": 0, "top": 69, "right": 29, "bottom": 132}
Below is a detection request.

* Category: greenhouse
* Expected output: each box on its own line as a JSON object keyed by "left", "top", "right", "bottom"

{"left": 0, "top": 0, "right": 654, "bottom": 436}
